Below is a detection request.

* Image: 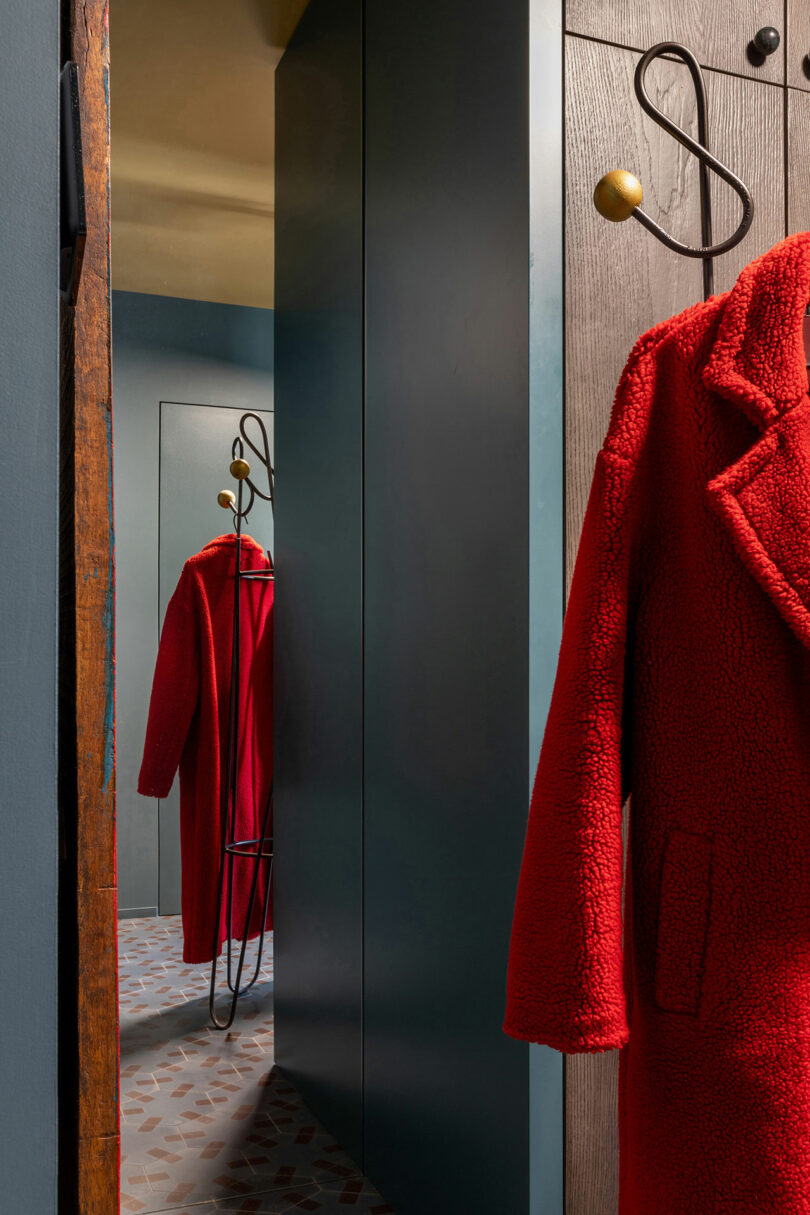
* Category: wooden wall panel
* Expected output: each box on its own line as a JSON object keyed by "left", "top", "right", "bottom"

{"left": 565, "top": 36, "right": 782, "bottom": 585}
{"left": 564, "top": 32, "right": 783, "bottom": 1215}
{"left": 788, "top": 88, "right": 810, "bottom": 231}
{"left": 787, "top": 1, "right": 810, "bottom": 90}
{"left": 705, "top": 72, "right": 783, "bottom": 293}
{"left": 566, "top": 0, "right": 784, "bottom": 84}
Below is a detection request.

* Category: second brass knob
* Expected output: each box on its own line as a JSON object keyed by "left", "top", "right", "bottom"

{"left": 230, "top": 457, "right": 250, "bottom": 480}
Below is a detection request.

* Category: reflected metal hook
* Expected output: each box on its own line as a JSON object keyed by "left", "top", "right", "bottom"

{"left": 234, "top": 412, "right": 274, "bottom": 516}
{"left": 226, "top": 412, "right": 274, "bottom": 527}
{"left": 593, "top": 42, "right": 754, "bottom": 299}
{"left": 211, "top": 410, "right": 275, "bottom": 1030}
{"left": 216, "top": 411, "right": 275, "bottom": 550}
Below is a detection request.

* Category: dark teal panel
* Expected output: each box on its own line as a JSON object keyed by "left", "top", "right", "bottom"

{"left": 112, "top": 291, "right": 274, "bottom": 373}
{"left": 363, "top": 3, "right": 531, "bottom": 1211}
{"left": 273, "top": 0, "right": 365, "bottom": 1164}
{"left": 529, "top": 1, "right": 565, "bottom": 1211}
{"left": 0, "top": 0, "right": 59, "bottom": 1209}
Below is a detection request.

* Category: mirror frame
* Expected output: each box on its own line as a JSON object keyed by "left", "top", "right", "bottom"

{"left": 59, "top": 0, "right": 118, "bottom": 1210}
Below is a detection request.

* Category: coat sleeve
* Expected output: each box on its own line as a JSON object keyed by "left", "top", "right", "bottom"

{"left": 504, "top": 442, "right": 642, "bottom": 1053}
{"left": 138, "top": 567, "right": 201, "bottom": 799}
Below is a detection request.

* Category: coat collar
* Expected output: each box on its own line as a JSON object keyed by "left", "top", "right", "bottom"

{"left": 702, "top": 230, "right": 810, "bottom": 428}
{"left": 202, "top": 533, "right": 264, "bottom": 552}
{"left": 703, "top": 232, "right": 810, "bottom": 650}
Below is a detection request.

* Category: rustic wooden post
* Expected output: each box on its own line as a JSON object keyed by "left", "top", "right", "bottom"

{"left": 60, "top": 1, "right": 118, "bottom": 1210}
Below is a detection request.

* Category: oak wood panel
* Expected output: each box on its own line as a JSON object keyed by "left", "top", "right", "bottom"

{"left": 62, "top": 0, "right": 119, "bottom": 1210}
{"left": 566, "top": 1047, "right": 622, "bottom": 1214}
{"left": 788, "top": 88, "right": 810, "bottom": 231}
{"left": 565, "top": 36, "right": 783, "bottom": 586}
{"left": 566, "top": 0, "right": 784, "bottom": 84}
{"left": 787, "top": 1, "right": 810, "bottom": 89}
{"left": 564, "top": 35, "right": 783, "bottom": 1215}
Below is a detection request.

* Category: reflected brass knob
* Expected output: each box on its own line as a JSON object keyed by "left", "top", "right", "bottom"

{"left": 593, "top": 170, "right": 643, "bottom": 222}
{"left": 230, "top": 457, "right": 250, "bottom": 480}
{"left": 217, "top": 489, "right": 236, "bottom": 509}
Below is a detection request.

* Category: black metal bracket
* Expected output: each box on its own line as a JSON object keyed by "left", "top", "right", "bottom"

{"left": 594, "top": 43, "right": 755, "bottom": 302}
{"left": 632, "top": 43, "right": 754, "bottom": 299}
{"left": 230, "top": 412, "right": 275, "bottom": 543}
{"left": 60, "top": 62, "right": 86, "bottom": 305}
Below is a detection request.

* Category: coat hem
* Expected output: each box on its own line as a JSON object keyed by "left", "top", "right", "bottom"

{"left": 502, "top": 1014, "right": 630, "bottom": 1054}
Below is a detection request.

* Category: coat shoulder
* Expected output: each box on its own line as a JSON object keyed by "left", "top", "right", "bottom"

{"left": 603, "top": 293, "right": 726, "bottom": 466}
{"left": 182, "top": 541, "right": 232, "bottom": 574}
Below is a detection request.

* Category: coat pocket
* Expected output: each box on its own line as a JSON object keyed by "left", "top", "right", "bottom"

{"left": 654, "top": 828, "right": 714, "bottom": 1015}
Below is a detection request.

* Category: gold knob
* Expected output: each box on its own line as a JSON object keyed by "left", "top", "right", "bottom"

{"left": 593, "top": 170, "right": 643, "bottom": 222}
{"left": 230, "top": 457, "right": 251, "bottom": 480}
{"left": 217, "top": 489, "right": 236, "bottom": 509}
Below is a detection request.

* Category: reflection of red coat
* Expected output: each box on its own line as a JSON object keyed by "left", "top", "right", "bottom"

{"left": 138, "top": 534, "right": 273, "bottom": 964}
{"left": 506, "top": 232, "right": 810, "bottom": 1212}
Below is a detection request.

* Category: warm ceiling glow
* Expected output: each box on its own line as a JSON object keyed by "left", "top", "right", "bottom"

{"left": 110, "top": 0, "right": 309, "bottom": 309}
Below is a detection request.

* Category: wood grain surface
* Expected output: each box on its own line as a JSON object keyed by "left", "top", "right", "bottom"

{"left": 565, "top": 35, "right": 782, "bottom": 588}
{"left": 564, "top": 31, "right": 784, "bottom": 1215}
{"left": 565, "top": 0, "right": 784, "bottom": 84}
{"left": 788, "top": 88, "right": 810, "bottom": 230}
{"left": 61, "top": 0, "right": 118, "bottom": 1211}
{"left": 787, "top": 0, "right": 810, "bottom": 90}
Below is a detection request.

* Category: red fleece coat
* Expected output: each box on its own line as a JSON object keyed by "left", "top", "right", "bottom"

{"left": 138, "top": 534, "right": 273, "bottom": 964}
{"left": 505, "top": 232, "right": 810, "bottom": 1212}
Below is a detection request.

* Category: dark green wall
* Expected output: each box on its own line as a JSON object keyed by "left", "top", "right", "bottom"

{"left": 274, "top": 0, "right": 365, "bottom": 1161}
{"left": 275, "top": 2, "right": 531, "bottom": 1210}
{"left": 0, "top": 1, "right": 59, "bottom": 1209}
{"left": 362, "top": 4, "right": 529, "bottom": 1209}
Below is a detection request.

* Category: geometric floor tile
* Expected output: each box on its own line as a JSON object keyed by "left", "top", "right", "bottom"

{"left": 119, "top": 916, "right": 394, "bottom": 1214}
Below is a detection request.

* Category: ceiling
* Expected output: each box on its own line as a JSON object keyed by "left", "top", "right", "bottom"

{"left": 109, "top": 0, "right": 309, "bottom": 309}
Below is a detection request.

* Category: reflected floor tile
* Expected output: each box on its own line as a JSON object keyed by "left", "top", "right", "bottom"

{"left": 119, "top": 915, "right": 391, "bottom": 1214}
{"left": 168, "top": 1184, "right": 395, "bottom": 1213}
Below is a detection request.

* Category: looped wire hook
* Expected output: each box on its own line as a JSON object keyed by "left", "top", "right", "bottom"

{"left": 593, "top": 42, "right": 754, "bottom": 300}
{"left": 235, "top": 412, "right": 274, "bottom": 510}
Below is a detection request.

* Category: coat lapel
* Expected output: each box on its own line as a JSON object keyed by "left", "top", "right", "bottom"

{"left": 703, "top": 232, "right": 810, "bottom": 649}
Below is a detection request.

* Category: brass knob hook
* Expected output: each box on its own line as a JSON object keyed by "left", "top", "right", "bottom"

{"left": 591, "top": 41, "right": 753, "bottom": 302}
{"left": 230, "top": 457, "right": 250, "bottom": 481}
{"left": 593, "top": 170, "right": 643, "bottom": 223}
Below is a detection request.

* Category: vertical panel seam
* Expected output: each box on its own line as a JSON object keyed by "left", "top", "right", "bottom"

{"left": 157, "top": 398, "right": 164, "bottom": 913}
{"left": 360, "top": 0, "right": 367, "bottom": 1173}
{"left": 784, "top": 0, "right": 789, "bottom": 237}
{"left": 560, "top": 7, "right": 568, "bottom": 1214}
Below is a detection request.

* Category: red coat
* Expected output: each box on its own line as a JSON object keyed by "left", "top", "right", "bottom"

{"left": 505, "top": 231, "right": 810, "bottom": 1212}
{"left": 138, "top": 534, "right": 273, "bottom": 964}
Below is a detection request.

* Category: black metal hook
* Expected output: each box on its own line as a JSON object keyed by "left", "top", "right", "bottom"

{"left": 226, "top": 413, "right": 274, "bottom": 535}
{"left": 593, "top": 43, "right": 755, "bottom": 301}
{"left": 632, "top": 43, "right": 754, "bottom": 297}
{"left": 235, "top": 413, "right": 274, "bottom": 506}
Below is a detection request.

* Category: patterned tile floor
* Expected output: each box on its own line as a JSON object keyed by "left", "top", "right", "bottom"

{"left": 119, "top": 916, "right": 394, "bottom": 1214}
